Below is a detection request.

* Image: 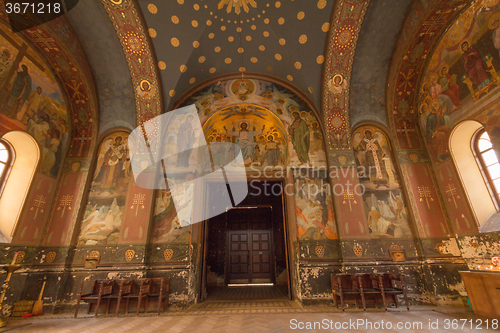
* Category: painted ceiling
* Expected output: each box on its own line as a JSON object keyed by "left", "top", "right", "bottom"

{"left": 349, "top": 0, "right": 412, "bottom": 127}
{"left": 41, "top": 0, "right": 477, "bottom": 147}
{"left": 64, "top": 1, "right": 136, "bottom": 134}
{"left": 138, "top": 0, "right": 335, "bottom": 110}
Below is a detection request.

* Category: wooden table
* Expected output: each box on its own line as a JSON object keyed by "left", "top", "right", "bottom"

{"left": 460, "top": 271, "right": 500, "bottom": 319}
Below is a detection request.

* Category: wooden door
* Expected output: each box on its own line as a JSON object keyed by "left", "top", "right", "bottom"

{"left": 250, "top": 230, "right": 272, "bottom": 282}
{"left": 228, "top": 230, "right": 250, "bottom": 282}
{"left": 227, "top": 208, "right": 273, "bottom": 284}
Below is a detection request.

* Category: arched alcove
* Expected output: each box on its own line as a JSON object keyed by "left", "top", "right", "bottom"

{"left": 450, "top": 120, "right": 497, "bottom": 227}
{"left": 0, "top": 131, "right": 39, "bottom": 242}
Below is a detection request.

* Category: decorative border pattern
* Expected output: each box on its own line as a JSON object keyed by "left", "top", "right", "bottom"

{"left": 322, "top": 0, "right": 370, "bottom": 152}
{"left": 101, "top": 0, "right": 163, "bottom": 124}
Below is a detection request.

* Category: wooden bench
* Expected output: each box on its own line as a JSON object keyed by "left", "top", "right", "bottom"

{"left": 74, "top": 277, "right": 171, "bottom": 318}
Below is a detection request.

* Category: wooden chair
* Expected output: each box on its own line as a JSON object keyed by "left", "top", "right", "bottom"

{"left": 331, "top": 273, "right": 360, "bottom": 311}
{"left": 112, "top": 279, "right": 133, "bottom": 316}
{"left": 377, "top": 273, "right": 410, "bottom": 311}
{"left": 356, "top": 273, "right": 383, "bottom": 311}
{"left": 74, "top": 279, "right": 115, "bottom": 318}
{"left": 121, "top": 279, "right": 151, "bottom": 315}
{"left": 147, "top": 278, "right": 170, "bottom": 315}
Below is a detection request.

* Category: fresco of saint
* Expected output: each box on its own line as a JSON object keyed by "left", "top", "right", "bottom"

{"left": 461, "top": 41, "right": 492, "bottom": 90}
{"left": 225, "top": 122, "right": 264, "bottom": 164}
{"left": 78, "top": 132, "right": 131, "bottom": 245}
{"left": 289, "top": 111, "right": 310, "bottom": 165}
{"left": 294, "top": 173, "right": 337, "bottom": 241}
{"left": 352, "top": 126, "right": 412, "bottom": 239}
{"left": 0, "top": 27, "right": 70, "bottom": 178}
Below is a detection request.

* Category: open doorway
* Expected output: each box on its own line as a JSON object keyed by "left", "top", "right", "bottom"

{"left": 201, "top": 180, "right": 290, "bottom": 301}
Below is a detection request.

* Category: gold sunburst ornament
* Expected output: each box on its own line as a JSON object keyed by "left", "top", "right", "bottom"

{"left": 218, "top": 0, "right": 257, "bottom": 14}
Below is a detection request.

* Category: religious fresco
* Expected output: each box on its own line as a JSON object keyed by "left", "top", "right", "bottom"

{"left": 419, "top": 1, "right": 500, "bottom": 162}
{"left": 183, "top": 78, "right": 327, "bottom": 169}
{"left": 77, "top": 132, "right": 131, "bottom": 246}
{"left": 0, "top": 23, "right": 69, "bottom": 178}
{"left": 150, "top": 187, "right": 190, "bottom": 244}
{"left": 352, "top": 126, "right": 412, "bottom": 238}
{"left": 293, "top": 169, "right": 337, "bottom": 241}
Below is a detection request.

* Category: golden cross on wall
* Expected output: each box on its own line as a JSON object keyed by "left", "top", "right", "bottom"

{"left": 130, "top": 193, "right": 146, "bottom": 217}
{"left": 30, "top": 195, "right": 46, "bottom": 219}
{"left": 418, "top": 186, "right": 434, "bottom": 209}
{"left": 73, "top": 131, "right": 91, "bottom": 157}
{"left": 445, "top": 184, "right": 460, "bottom": 209}
{"left": 397, "top": 121, "right": 416, "bottom": 148}
{"left": 66, "top": 80, "right": 86, "bottom": 103}
{"left": 57, "top": 195, "right": 73, "bottom": 218}
{"left": 398, "top": 68, "right": 415, "bottom": 92}
{"left": 419, "top": 11, "right": 448, "bottom": 37}
{"left": 32, "top": 30, "right": 55, "bottom": 50}
{"left": 342, "top": 189, "right": 357, "bottom": 212}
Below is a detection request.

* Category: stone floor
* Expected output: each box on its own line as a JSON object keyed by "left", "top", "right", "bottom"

{"left": 2, "top": 307, "right": 498, "bottom": 333}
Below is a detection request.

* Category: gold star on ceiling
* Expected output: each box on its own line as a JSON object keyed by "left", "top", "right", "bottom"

{"left": 147, "top": 0, "right": 332, "bottom": 105}
{"left": 218, "top": 0, "right": 257, "bottom": 15}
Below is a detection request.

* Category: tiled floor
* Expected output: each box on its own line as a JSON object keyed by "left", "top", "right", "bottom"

{"left": 194, "top": 285, "right": 296, "bottom": 310}
{"left": 3, "top": 307, "right": 497, "bottom": 332}
{"left": 205, "top": 286, "right": 289, "bottom": 301}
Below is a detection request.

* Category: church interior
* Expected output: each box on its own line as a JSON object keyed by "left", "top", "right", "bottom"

{"left": 1, "top": 0, "right": 500, "bottom": 331}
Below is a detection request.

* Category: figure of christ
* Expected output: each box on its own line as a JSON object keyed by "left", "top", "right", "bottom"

{"left": 461, "top": 41, "right": 492, "bottom": 89}
{"left": 357, "top": 130, "right": 390, "bottom": 188}
{"left": 224, "top": 122, "right": 264, "bottom": 164}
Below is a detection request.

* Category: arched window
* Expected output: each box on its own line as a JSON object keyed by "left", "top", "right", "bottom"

{"left": 0, "top": 140, "right": 14, "bottom": 197}
{"left": 0, "top": 132, "right": 40, "bottom": 243}
{"left": 473, "top": 129, "right": 500, "bottom": 206}
{"left": 450, "top": 121, "right": 498, "bottom": 229}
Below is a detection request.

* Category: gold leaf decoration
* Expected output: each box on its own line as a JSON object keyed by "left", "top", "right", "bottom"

{"left": 15, "top": 251, "right": 25, "bottom": 263}
{"left": 218, "top": 0, "right": 257, "bottom": 14}
{"left": 46, "top": 251, "right": 57, "bottom": 263}
{"left": 353, "top": 244, "right": 363, "bottom": 257}
{"left": 315, "top": 246, "right": 325, "bottom": 258}
{"left": 125, "top": 249, "right": 135, "bottom": 262}
{"left": 164, "top": 248, "right": 174, "bottom": 261}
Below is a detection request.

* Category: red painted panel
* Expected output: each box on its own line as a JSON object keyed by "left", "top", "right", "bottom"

{"left": 436, "top": 162, "right": 477, "bottom": 235}
{"left": 13, "top": 174, "right": 56, "bottom": 244}
{"left": 405, "top": 164, "right": 449, "bottom": 237}
{"left": 120, "top": 176, "right": 154, "bottom": 244}
{"left": 334, "top": 168, "right": 369, "bottom": 238}
{"left": 43, "top": 173, "right": 83, "bottom": 246}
